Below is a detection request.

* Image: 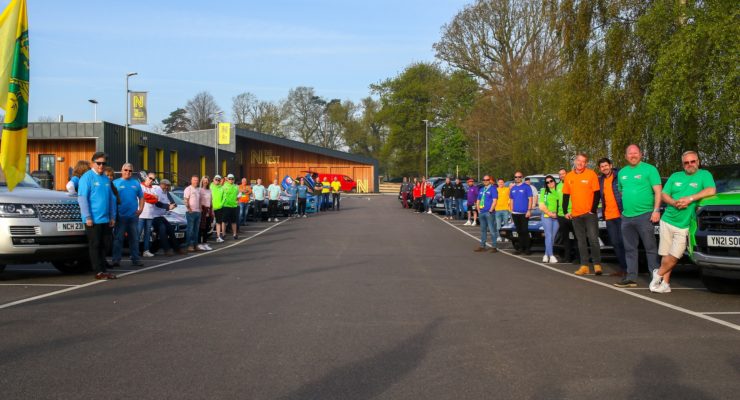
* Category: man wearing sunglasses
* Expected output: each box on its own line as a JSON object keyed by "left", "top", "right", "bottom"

{"left": 111, "top": 163, "right": 144, "bottom": 267}
{"left": 650, "top": 151, "right": 715, "bottom": 293}
{"left": 77, "top": 152, "right": 117, "bottom": 279}
{"left": 509, "top": 172, "right": 533, "bottom": 255}
{"left": 475, "top": 175, "right": 499, "bottom": 253}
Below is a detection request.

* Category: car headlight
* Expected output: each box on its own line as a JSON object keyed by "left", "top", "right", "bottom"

{"left": 0, "top": 203, "right": 37, "bottom": 217}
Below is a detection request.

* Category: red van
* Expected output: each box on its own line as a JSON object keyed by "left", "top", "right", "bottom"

{"left": 302, "top": 171, "right": 357, "bottom": 192}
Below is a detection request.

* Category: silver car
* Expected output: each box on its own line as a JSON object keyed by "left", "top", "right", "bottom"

{"left": 0, "top": 170, "right": 89, "bottom": 274}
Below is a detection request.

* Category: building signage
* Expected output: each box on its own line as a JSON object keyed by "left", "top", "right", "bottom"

{"left": 129, "top": 91, "right": 147, "bottom": 125}
{"left": 218, "top": 122, "right": 231, "bottom": 145}
{"left": 250, "top": 150, "right": 280, "bottom": 165}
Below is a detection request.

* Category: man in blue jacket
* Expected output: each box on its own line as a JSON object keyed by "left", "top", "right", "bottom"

{"left": 598, "top": 158, "right": 628, "bottom": 276}
{"left": 77, "top": 152, "right": 117, "bottom": 280}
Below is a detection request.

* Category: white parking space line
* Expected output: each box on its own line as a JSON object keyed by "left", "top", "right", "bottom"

{"left": 628, "top": 287, "right": 707, "bottom": 291}
{"left": 435, "top": 215, "right": 740, "bottom": 332}
{"left": 6, "top": 269, "right": 60, "bottom": 272}
{"left": 0, "top": 220, "right": 287, "bottom": 310}
{"left": 0, "top": 284, "right": 79, "bottom": 287}
{"left": 701, "top": 312, "right": 740, "bottom": 315}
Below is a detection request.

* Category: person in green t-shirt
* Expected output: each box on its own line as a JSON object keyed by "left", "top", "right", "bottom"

{"left": 210, "top": 175, "right": 225, "bottom": 243}
{"left": 650, "top": 151, "right": 716, "bottom": 294}
{"left": 222, "top": 174, "right": 240, "bottom": 239}
{"left": 614, "top": 145, "right": 663, "bottom": 288}
{"left": 539, "top": 175, "right": 560, "bottom": 263}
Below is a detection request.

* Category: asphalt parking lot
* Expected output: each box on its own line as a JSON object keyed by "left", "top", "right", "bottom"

{"left": 1, "top": 195, "right": 738, "bottom": 399}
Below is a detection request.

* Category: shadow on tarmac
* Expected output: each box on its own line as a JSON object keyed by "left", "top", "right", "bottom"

{"left": 277, "top": 318, "right": 443, "bottom": 400}
{"left": 628, "top": 354, "right": 716, "bottom": 399}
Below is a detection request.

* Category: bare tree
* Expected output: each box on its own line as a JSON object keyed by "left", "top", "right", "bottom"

{"left": 284, "top": 86, "right": 323, "bottom": 143}
{"left": 185, "top": 91, "right": 222, "bottom": 130}
{"left": 252, "top": 100, "right": 288, "bottom": 137}
{"left": 231, "top": 92, "right": 258, "bottom": 127}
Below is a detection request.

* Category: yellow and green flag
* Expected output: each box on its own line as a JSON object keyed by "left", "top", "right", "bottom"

{"left": 0, "top": 0, "right": 28, "bottom": 191}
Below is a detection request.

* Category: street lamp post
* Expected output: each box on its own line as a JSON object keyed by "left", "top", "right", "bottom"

{"left": 422, "top": 119, "right": 429, "bottom": 178}
{"left": 125, "top": 72, "right": 138, "bottom": 164}
{"left": 88, "top": 99, "right": 98, "bottom": 122}
{"left": 213, "top": 111, "right": 223, "bottom": 175}
{"left": 477, "top": 131, "right": 480, "bottom": 182}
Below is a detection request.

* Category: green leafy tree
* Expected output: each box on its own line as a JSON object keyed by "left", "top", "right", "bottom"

{"left": 161, "top": 108, "right": 191, "bottom": 134}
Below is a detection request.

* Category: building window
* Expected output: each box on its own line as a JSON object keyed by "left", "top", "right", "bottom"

{"left": 170, "top": 151, "right": 178, "bottom": 186}
{"left": 155, "top": 149, "right": 164, "bottom": 179}
{"left": 139, "top": 146, "right": 148, "bottom": 171}
{"left": 200, "top": 156, "right": 206, "bottom": 177}
{"left": 39, "top": 154, "right": 55, "bottom": 174}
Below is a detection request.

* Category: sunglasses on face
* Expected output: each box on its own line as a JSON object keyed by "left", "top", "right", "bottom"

{"left": 514, "top": 176, "right": 523, "bottom": 179}
{"left": 95, "top": 161, "right": 107, "bottom": 166}
{"left": 147, "top": 177, "right": 156, "bottom": 180}
{"left": 483, "top": 179, "right": 490, "bottom": 181}
{"left": 123, "top": 169, "right": 132, "bottom": 172}
{"left": 546, "top": 180, "right": 555, "bottom": 184}
{"left": 683, "top": 160, "right": 698, "bottom": 165}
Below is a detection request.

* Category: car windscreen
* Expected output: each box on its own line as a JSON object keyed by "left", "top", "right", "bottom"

{"left": 168, "top": 191, "right": 185, "bottom": 206}
{"left": 0, "top": 170, "right": 41, "bottom": 188}
{"left": 707, "top": 165, "right": 740, "bottom": 194}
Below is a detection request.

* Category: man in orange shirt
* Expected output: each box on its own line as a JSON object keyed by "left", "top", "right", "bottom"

{"left": 238, "top": 178, "right": 252, "bottom": 227}
{"left": 598, "top": 158, "right": 627, "bottom": 276}
{"left": 563, "top": 153, "right": 603, "bottom": 276}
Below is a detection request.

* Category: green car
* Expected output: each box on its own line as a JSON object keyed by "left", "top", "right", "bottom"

{"left": 690, "top": 164, "right": 740, "bottom": 293}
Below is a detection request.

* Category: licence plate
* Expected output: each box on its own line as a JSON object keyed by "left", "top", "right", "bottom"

{"left": 512, "top": 231, "right": 518, "bottom": 238}
{"left": 437, "top": 203, "right": 444, "bottom": 207}
{"left": 175, "top": 232, "right": 185, "bottom": 239}
{"left": 708, "top": 235, "right": 740, "bottom": 248}
{"left": 57, "top": 222, "right": 84, "bottom": 232}
{"left": 654, "top": 225, "right": 660, "bottom": 235}
{"left": 283, "top": 206, "right": 290, "bottom": 210}
{"left": 598, "top": 221, "right": 606, "bottom": 229}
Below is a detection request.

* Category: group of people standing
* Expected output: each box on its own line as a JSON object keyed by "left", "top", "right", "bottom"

{"left": 397, "top": 144, "right": 716, "bottom": 293}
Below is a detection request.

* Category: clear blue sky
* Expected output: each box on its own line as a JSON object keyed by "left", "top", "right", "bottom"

{"left": 23, "top": 0, "right": 468, "bottom": 129}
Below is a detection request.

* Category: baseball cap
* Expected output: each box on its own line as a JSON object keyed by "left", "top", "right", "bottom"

{"left": 160, "top": 179, "right": 171, "bottom": 185}
{"left": 467, "top": 178, "right": 474, "bottom": 182}
{"left": 226, "top": 173, "right": 235, "bottom": 179}
{"left": 214, "top": 174, "right": 222, "bottom": 180}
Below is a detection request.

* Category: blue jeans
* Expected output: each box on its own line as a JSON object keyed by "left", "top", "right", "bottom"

{"left": 542, "top": 217, "right": 559, "bottom": 257}
{"left": 606, "top": 218, "right": 627, "bottom": 271}
{"left": 138, "top": 218, "right": 154, "bottom": 252}
{"left": 289, "top": 199, "right": 296, "bottom": 215}
{"left": 622, "top": 212, "right": 659, "bottom": 280}
{"left": 423, "top": 196, "right": 429, "bottom": 211}
{"left": 316, "top": 195, "right": 323, "bottom": 211}
{"left": 186, "top": 212, "right": 201, "bottom": 247}
{"left": 455, "top": 199, "right": 465, "bottom": 219}
{"left": 239, "top": 202, "right": 249, "bottom": 225}
{"left": 113, "top": 215, "right": 140, "bottom": 263}
{"left": 479, "top": 212, "right": 497, "bottom": 248}
{"left": 444, "top": 198, "right": 453, "bottom": 216}
{"left": 495, "top": 210, "right": 510, "bottom": 233}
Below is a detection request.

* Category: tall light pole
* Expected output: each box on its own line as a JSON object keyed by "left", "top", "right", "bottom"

{"left": 213, "top": 111, "right": 224, "bottom": 175}
{"left": 125, "top": 72, "right": 138, "bottom": 164}
{"left": 88, "top": 99, "right": 98, "bottom": 122}
{"left": 422, "top": 119, "right": 429, "bottom": 178}
{"left": 477, "top": 131, "right": 480, "bottom": 182}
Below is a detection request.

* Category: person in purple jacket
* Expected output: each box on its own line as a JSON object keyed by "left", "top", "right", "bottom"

{"left": 464, "top": 178, "right": 479, "bottom": 226}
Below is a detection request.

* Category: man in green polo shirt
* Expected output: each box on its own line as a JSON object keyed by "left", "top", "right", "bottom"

{"left": 222, "top": 174, "right": 240, "bottom": 240}
{"left": 210, "top": 175, "right": 225, "bottom": 243}
{"left": 614, "top": 144, "right": 663, "bottom": 288}
{"left": 650, "top": 151, "right": 716, "bottom": 293}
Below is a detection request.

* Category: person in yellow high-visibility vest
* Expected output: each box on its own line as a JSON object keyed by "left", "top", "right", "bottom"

{"left": 331, "top": 176, "right": 342, "bottom": 211}
{"left": 321, "top": 177, "right": 331, "bottom": 211}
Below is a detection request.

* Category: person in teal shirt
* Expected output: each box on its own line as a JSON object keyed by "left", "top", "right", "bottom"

{"left": 650, "top": 151, "right": 716, "bottom": 293}
{"left": 614, "top": 145, "right": 663, "bottom": 288}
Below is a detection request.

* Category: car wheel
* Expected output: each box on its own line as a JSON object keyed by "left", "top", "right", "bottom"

{"left": 701, "top": 275, "right": 740, "bottom": 294}
{"left": 52, "top": 258, "right": 92, "bottom": 274}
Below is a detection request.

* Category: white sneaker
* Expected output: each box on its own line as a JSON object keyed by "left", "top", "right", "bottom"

{"left": 542, "top": 255, "right": 549, "bottom": 262}
{"left": 427, "top": 210, "right": 432, "bottom": 214}
{"left": 204, "top": 244, "right": 213, "bottom": 251}
{"left": 216, "top": 237, "right": 225, "bottom": 243}
{"left": 274, "top": 218, "right": 279, "bottom": 222}
{"left": 496, "top": 237, "right": 503, "bottom": 242}
{"left": 463, "top": 221, "right": 470, "bottom": 226}
{"left": 196, "top": 244, "right": 206, "bottom": 251}
{"left": 549, "top": 255, "right": 559, "bottom": 263}
{"left": 142, "top": 250, "right": 155, "bottom": 258}
{"left": 302, "top": 215, "right": 307, "bottom": 218}
{"left": 649, "top": 269, "right": 663, "bottom": 292}
{"left": 653, "top": 281, "right": 671, "bottom": 294}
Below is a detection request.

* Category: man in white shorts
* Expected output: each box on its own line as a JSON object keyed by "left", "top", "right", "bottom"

{"left": 650, "top": 151, "right": 716, "bottom": 293}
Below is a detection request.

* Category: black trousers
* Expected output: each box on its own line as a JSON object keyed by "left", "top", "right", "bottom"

{"left": 572, "top": 213, "right": 602, "bottom": 265}
{"left": 85, "top": 223, "right": 112, "bottom": 273}
{"left": 297, "top": 198, "right": 307, "bottom": 215}
{"left": 268, "top": 200, "right": 278, "bottom": 219}
{"left": 332, "top": 193, "right": 340, "bottom": 210}
{"left": 557, "top": 216, "right": 575, "bottom": 261}
{"left": 512, "top": 213, "right": 530, "bottom": 252}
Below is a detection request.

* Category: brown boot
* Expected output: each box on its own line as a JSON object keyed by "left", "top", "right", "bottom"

{"left": 474, "top": 247, "right": 486, "bottom": 252}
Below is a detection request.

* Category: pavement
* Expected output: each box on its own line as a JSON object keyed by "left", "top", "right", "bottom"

{"left": 0, "top": 195, "right": 739, "bottom": 399}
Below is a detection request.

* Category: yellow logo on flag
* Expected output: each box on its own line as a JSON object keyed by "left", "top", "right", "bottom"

{"left": 218, "top": 122, "right": 230, "bottom": 145}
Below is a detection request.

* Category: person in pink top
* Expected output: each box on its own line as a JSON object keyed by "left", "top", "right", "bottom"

{"left": 183, "top": 175, "right": 202, "bottom": 252}
{"left": 198, "top": 176, "right": 213, "bottom": 251}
